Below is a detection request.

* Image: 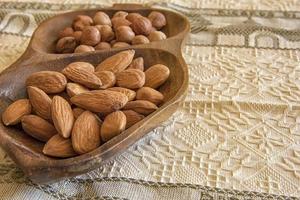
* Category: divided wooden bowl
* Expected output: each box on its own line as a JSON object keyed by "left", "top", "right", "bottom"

{"left": 0, "top": 4, "right": 190, "bottom": 183}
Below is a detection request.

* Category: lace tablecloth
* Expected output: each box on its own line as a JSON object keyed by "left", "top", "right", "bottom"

{"left": 1, "top": 0, "right": 300, "bottom": 199}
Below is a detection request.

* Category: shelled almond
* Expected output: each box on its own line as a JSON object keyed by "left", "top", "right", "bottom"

{"left": 1, "top": 50, "right": 170, "bottom": 158}
{"left": 56, "top": 11, "right": 167, "bottom": 53}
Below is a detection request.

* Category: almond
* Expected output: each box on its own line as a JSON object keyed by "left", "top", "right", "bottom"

{"left": 107, "top": 87, "right": 136, "bottom": 101}
{"left": 70, "top": 90, "right": 128, "bottom": 113}
{"left": 66, "top": 83, "right": 89, "bottom": 97}
{"left": 95, "top": 50, "right": 135, "bottom": 73}
{"left": 27, "top": 86, "right": 52, "bottom": 120}
{"left": 2, "top": 99, "right": 31, "bottom": 126}
{"left": 72, "top": 111, "right": 101, "bottom": 154}
{"left": 116, "top": 69, "right": 145, "bottom": 89}
{"left": 72, "top": 107, "right": 85, "bottom": 119}
{"left": 123, "top": 100, "right": 158, "bottom": 115}
{"left": 128, "top": 57, "right": 144, "bottom": 71}
{"left": 122, "top": 110, "right": 145, "bottom": 129}
{"left": 144, "top": 64, "right": 170, "bottom": 89}
{"left": 94, "top": 71, "right": 116, "bottom": 89}
{"left": 21, "top": 115, "right": 56, "bottom": 142}
{"left": 62, "top": 62, "right": 102, "bottom": 89}
{"left": 43, "top": 134, "right": 77, "bottom": 158}
{"left": 51, "top": 96, "right": 74, "bottom": 138}
{"left": 26, "top": 71, "right": 67, "bottom": 94}
{"left": 101, "top": 111, "right": 126, "bottom": 142}
{"left": 136, "top": 87, "right": 164, "bottom": 105}
{"left": 52, "top": 92, "right": 73, "bottom": 106}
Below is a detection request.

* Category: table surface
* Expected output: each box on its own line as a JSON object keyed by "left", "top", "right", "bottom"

{"left": 1, "top": 0, "right": 300, "bottom": 199}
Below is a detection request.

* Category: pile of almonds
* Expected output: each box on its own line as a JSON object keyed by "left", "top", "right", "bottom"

{"left": 56, "top": 11, "right": 167, "bottom": 53}
{"left": 1, "top": 50, "right": 170, "bottom": 158}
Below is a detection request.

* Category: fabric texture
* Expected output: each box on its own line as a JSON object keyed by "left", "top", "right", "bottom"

{"left": 1, "top": 0, "right": 300, "bottom": 199}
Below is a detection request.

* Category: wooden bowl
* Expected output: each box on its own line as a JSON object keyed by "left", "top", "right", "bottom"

{"left": 0, "top": 4, "right": 190, "bottom": 183}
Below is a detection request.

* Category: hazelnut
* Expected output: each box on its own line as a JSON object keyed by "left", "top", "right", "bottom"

{"left": 128, "top": 57, "right": 144, "bottom": 71}
{"left": 73, "top": 21, "right": 85, "bottom": 31}
{"left": 115, "top": 26, "right": 135, "bottom": 43}
{"left": 131, "top": 16, "right": 152, "bottom": 35}
{"left": 93, "top": 12, "right": 111, "bottom": 26}
{"left": 112, "top": 42, "right": 130, "bottom": 48}
{"left": 126, "top": 13, "right": 142, "bottom": 23}
{"left": 73, "top": 15, "right": 93, "bottom": 31}
{"left": 113, "top": 11, "right": 128, "bottom": 19}
{"left": 80, "top": 26, "right": 101, "bottom": 46}
{"left": 75, "top": 15, "right": 93, "bottom": 23}
{"left": 148, "top": 31, "right": 166, "bottom": 41}
{"left": 148, "top": 11, "right": 167, "bottom": 30}
{"left": 112, "top": 17, "right": 131, "bottom": 29}
{"left": 149, "top": 26, "right": 157, "bottom": 33}
{"left": 73, "top": 31, "right": 82, "bottom": 43}
{"left": 59, "top": 27, "right": 74, "bottom": 38}
{"left": 95, "top": 42, "right": 111, "bottom": 50}
{"left": 96, "top": 25, "right": 115, "bottom": 42}
{"left": 74, "top": 45, "right": 95, "bottom": 53}
{"left": 131, "top": 35, "right": 149, "bottom": 45}
{"left": 56, "top": 37, "right": 77, "bottom": 53}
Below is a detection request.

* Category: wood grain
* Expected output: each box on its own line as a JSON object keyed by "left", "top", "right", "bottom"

{"left": 0, "top": 4, "right": 190, "bottom": 184}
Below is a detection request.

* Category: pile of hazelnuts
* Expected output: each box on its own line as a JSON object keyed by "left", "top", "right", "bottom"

{"left": 56, "top": 11, "right": 167, "bottom": 53}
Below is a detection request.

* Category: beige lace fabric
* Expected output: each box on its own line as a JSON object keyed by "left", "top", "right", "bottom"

{"left": 1, "top": 0, "right": 300, "bottom": 199}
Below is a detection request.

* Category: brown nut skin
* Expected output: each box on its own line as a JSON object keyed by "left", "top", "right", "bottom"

{"left": 59, "top": 27, "right": 74, "bottom": 38}
{"left": 56, "top": 37, "right": 77, "bottom": 53}
{"left": 73, "top": 21, "right": 86, "bottom": 31}
{"left": 74, "top": 45, "right": 95, "bottom": 53}
{"left": 128, "top": 57, "right": 144, "bottom": 71}
{"left": 112, "top": 17, "right": 131, "bottom": 29}
{"left": 72, "top": 107, "right": 85, "bottom": 119}
{"left": 131, "top": 35, "right": 150, "bottom": 45}
{"left": 73, "top": 15, "right": 93, "bottom": 31}
{"left": 93, "top": 11, "right": 111, "bottom": 26}
{"left": 80, "top": 26, "right": 101, "bottom": 46}
{"left": 149, "top": 26, "right": 157, "bottom": 33}
{"left": 43, "top": 134, "right": 77, "bottom": 158}
{"left": 73, "top": 31, "right": 82, "bottom": 43}
{"left": 126, "top": 13, "right": 142, "bottom": 23}
{"left": 21, "top": 115, "right": 57, "bottom": 142}
{"left": 95, "top": 42, "right": 111, "bottom": 50}
{"left": 116, "top": 69, "right": 145, "bottom": 89}
{"left": 95, "top": 25, "right": 115, "bottom": 42}
{"left": 110, "top": 39, "right": 117, "bottom": 46}
{"left": 115, "top": 26, "right": 135, "bottom": 43}
{"left": 112, "top": 42, "right": 130, "bottom": 48}
{"left": 101, "top": 111, "right": 126, "bottom": 142}
{"left": 113, "top": 11, "right": 128, "bottom": 19}
{"left": 122, "top": 110, "right": 145, "bottom": 129}
{"left": 72, "top": 111, "right": 101, "bottom": 154}
{"left": 144, "top": 64, "right": 170, "bottom": 89}
{"left": 136, "top": 87, "right": 164, "bottom": 105}
{"left": 75, "top": 15, "right": 93, "bottom": 23}
{"left": 148, "top": 31, "right": 167, "bottom": 42}
{"left": 148, "top": 11, "right": 167, "bottom": 30}
{"left": 131, "top": 16, "right": 152, "bottom": 35}
{"left": 95, "top": 70, "right": 116, "bottom": 89}
{"left": 2, "top": 99, "right": 32, "bottom": 126}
